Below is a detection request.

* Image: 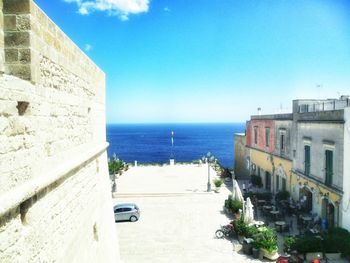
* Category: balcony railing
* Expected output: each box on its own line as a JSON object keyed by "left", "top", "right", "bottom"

{"left": 299, "top": 99, "right": 350, "bottom": 113}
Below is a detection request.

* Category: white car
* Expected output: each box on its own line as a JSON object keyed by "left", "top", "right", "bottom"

{"left": 114, "top": 203, "right": 140, "bottom": 222}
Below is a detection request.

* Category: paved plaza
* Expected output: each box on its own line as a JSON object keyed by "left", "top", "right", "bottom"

{"left": 113, "top": 164, "right": 261, "bottom": 263}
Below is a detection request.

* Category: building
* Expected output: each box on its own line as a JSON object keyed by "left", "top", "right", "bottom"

{"left": 237, "top": 96, "right": 350, "bottom": 231}
{"left": 291, "top": 97, "right": 350, "bottom": 229}
{"left": 0, "top": 0, "right": 119, "bottom": 261}
{"left": 234, "top": 133, "right": 250, "bottom": 179}
{"left": 245, "top": 114, "right": 293, "bottom": 194}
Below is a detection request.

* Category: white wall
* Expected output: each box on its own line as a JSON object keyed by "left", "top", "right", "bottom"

{"left": 342, "top": 107, "right": 350, "bottom": 230}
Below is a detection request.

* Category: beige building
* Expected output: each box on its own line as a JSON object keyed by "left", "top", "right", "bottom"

{"left": 0, "top": 0, "right": 119, "bottom": 262}
{"left": 234, "top": 133, "right": 250, "bottom": 179}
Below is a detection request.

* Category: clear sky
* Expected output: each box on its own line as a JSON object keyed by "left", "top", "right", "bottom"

{"left": 35, "top": 0, "right": 350, "bottom": 123}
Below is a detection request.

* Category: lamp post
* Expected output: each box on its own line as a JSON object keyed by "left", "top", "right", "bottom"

{"left": 203, "top": 152, "right": 215, "bottom": 192}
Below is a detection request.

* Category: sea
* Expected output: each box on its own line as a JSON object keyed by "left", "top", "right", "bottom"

{"left": 106, "top": 123, "right": 245, "bottom": 168}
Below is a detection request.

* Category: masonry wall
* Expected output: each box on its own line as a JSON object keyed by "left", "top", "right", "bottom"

{"left": 0, "top": 0, "right": 4, "bottom": 72}
{"left": 342, "top": 108, "right": 350, "bottom": 230}
{"left": 0, "top": 0, "right": 119, "bottom": 262}
{"left": 234, "top": 133, "right": 249, "bottom": 179}
{"left": 247, "top": 119, "right": 275, "bottom": 153}
{"left": 293, "top": 121, "right": 344, "bottom": 191}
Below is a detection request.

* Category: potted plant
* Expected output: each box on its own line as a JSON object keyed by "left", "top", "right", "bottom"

{"left": 324, "top": 227, "right": 350, "bottom": 260}
{"left": 213, "top": 178, "right": 223, "bottom": 193}
{"left": 225, "top": 195, "right": 243, "bottom": 218}
{"left": 259, "top": 227, "right": 279, "bottom": 260}
{"left": 252, "top": 234, "right": 263, "bottom": 259}
{"left": 233, "top": 218, "right": 247, "bottom": 244}
{"left": 283, "top": 236, "right": 296, "bottom": 254}
{"left": 294, "top": 235, "right": 323, "bottom": 261}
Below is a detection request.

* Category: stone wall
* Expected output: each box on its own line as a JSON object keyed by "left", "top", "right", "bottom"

{"left": 234, "top": 133, "right": 249, "bottom": 179}
{"left": 293, "top": 121, "right": 344, "bottom": 190}
{"left": 0, "top": 0, "right": 119, "bottom": 262}
{"left": 342, "top": 108, "right": 350, "bottom": 230}
{"left": 0, "top": 0, "right": 4, "bottom": 72}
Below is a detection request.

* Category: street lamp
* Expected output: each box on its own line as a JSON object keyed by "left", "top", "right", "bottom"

{"left": 204, "top": 152, "right": 215, "bottom": 192}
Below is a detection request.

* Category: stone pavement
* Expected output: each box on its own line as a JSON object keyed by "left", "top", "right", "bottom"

{"left": 113, "top": 164, "right": 263, "bottom": 263}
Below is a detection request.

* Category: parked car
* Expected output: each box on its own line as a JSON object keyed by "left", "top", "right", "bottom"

{"left": 114, "top": 203, "right": 140, "bottom": 222}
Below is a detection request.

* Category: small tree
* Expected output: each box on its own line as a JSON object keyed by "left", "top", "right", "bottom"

{"left": 108, "top": 153, "right": 125, "bottom": 175}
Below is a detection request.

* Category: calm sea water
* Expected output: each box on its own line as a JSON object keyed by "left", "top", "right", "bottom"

{"left": 106, "top": 123, "right": 245, "bottom": 168}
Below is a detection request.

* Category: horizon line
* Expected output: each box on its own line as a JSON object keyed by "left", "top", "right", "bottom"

{"left": 106, "top": 121, "right": 246, "bottom": 125}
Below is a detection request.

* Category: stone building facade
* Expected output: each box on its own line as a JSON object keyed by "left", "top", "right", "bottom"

{"left": 0, "top": 0, "right": 119, "bottom": 262}
{"left": 237, "top": 97, "right": 350, "bottom": 231}
{"left": 245, "top": 115, "right": 293, "bottom": 194}
{"left": 291, "top": 98, "right": 350, "bottom": 229}
{"left": 234, "top": 133, "right": 250, "bottom": 179}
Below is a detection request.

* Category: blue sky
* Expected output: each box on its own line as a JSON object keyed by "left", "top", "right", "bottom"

{"left": 35, "top": 0, "right": 350, "bottom": 123}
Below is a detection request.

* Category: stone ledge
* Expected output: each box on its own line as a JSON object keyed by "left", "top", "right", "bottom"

{"left": 0, "top": 141, "right": 109, "bottom": 218}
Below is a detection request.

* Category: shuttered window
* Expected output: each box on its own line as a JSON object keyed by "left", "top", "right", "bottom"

{"left": 304, "top": 145, "right": 311, "bottom": 176}
{"left": 325, "top": 150, "right": 333, "bottom": 186}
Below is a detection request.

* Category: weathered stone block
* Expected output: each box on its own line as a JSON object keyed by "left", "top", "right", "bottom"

{"left": 17, "top": 15, "right": 30, "bottom": 31}
{"left": 4, "top": 14, "right": 16, "bottom": 30}
{"left": 5, "top": 31, "right": 30, "bottom": 47}
{"left": 3, "top": 0, "right": 30, "bottom": 14}
{"left": 18, "top": 48, "right": 31, "bottom": 63}
{"left": 5, "top": 48, "right": 18, "bottom": 62}
{"left": 5, "top": 64, "right": 31, "bottom": 80}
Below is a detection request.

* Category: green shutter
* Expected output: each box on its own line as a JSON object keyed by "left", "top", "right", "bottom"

{"left": 304, "top": 145, "right": 310, "bottom": 176}
{"left": 325, "top": 150, "right": 333, "bottom": 186}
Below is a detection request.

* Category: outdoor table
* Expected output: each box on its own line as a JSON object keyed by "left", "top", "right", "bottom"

{"left": 275, "top": 221, "right": 286, "bottom": 232}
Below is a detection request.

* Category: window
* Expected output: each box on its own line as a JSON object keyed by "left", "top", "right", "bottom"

{"left": 304, "top": 145, "right": 311, "bottom": 176}
{"left": 282, "top": 178, "right": 286, "bottom": 191}
{"left": 265, "top": 127, "right": 270, "bottom": 147}
{"left": 254, "top": 126, "right": 258, "bottom": 144}
{"left": 325, "top": 150, "right": 333, "bottom": 186}
{"left": 276, "top": 175, "right": 280, "bottom": 191}
{"left": 281, "top": 134, "right": 285, "bottom": 151}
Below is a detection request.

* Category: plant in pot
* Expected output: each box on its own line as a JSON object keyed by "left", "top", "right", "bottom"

{"left": 242, "top": 225, "right": 258, "bottom": 255}
{"left": 283, "top": 236, "right": 296, "bottom": 254}
{"left": 259, "top": 227, "right": 279, "bottom": 260}
{"left": 213, "top": 178, "right": 223, "bottom": 193}
{"left": 294, "top": 235, "right": 323, "bottom": 261}
{"left": 233, "top": 218, "right": 247, "bottom": 244}
{"left": 227, "top": 198, "right": 243, "bottom": 218}
{"left": 324, "top": 227, "right": 350, "bottom": 260}
{"left": 252, "top": 233, "right": 263, "bottom": 259}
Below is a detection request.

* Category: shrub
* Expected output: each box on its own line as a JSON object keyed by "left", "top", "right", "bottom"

{"left": 225, "top": 195, "right": 243, "bottom": 213}
{"left": 213, "top": 178, "right": 223, "bottom": 188}
{"left": 284, "top": 236, "right": 296, "bottom": 253}
{"left": 325, "top": 227, "right": 350, "bottom": 255}
{"left": 108, "top": 157, "right": 124, "bottom": 175}
{"left": 245, "top": 225, "right": 259, "bottom": 238}
{"left": 294, "top": 236, "right": 323, "bottom": 254}
{"left": 251, "top": 174, "right": 262, "bottom": 187}
{"left": 254, "top": 227, "right": 278, "bottom": 253}
{"left": 233, "top": 218, "right": 247, "bottom": 236}
{"left": 275, "top": 190, "right": 290, "bottom": 201}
